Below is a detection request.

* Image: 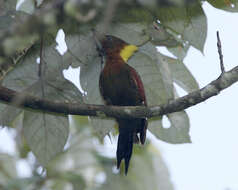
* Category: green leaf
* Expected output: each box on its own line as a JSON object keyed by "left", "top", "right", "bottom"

{"left": 50, "top": 179, "right": 73, "bottom": 190}
{"left": 149, "top": 21, "right": 190, "bottom": 60}
{"left": 148, "top": 23, "right": 180, "bottom": 47}
{"left": 2, "top": 43, "right": 82, "bottom": 101}
{"left": 114, "top": 3, "right": 154, "bottom": 24}
{"left": 157, "top": 51, "right": 174, "bottom": 100}
{"left": 36, "top": 0, "right": 44, "bottom": 7}
{"left": 64, "top": 34, "right": 98, "bottom": 68}
{"left": 167, "top": 42, "right": 190, "bottom": 60}
{"left": 12, "top": 112, "right": 32, "bottom": 159}
{"left": 138, "top": 0, "right": 192, "bottom": 7}
{"left": 207, "top": 0, "right": 238, "bottom": 12}
{"left": 17, "top": 0, "right": 35, "bottom": 14}
{"left": 4, "top": 177, "right": 41, "bottom": 189}
{"left": 46, "top": 172, "right": 86, "bottom": 190}
{"left": 47, "top": 120, "right": 101, "bottom": 182}
{"left": 17, "top": 135, "right": 31, "bottom": 159}
{"left": 149, "top": 111, "right": 191, "bottom": 144}
{"left": 160, "top": 53, "right": 199, "bottom": 92}
{"left": 0, "top": 0, "right": 16, "bottom": 13}
{"left": 0, "top": 104, "right": 22, "bottom": 127}
{"left": 156, "top": 1, "right": 207, "bottom": 52}
{"left": 0, "top": 10, "right": 28, "bottom": 39}
{"left": 70, "top": 115, "right": 89, "bottom": 133}
{"left": 0, "top": 153, "right": 17, "bottom": 185}
{"left": 0, "top": 13, "right": 15, "bottom": 30}
{"left": 131, "top": 42, "right": 173, "bottom": 105}
{"left": 1, "top": 42, "right": 82, "bottom": 166}
{"left": 148, "top": 81, "right": 191, "bottom": 144}
{"left": 148, "top": 62, "right": 192, "bottom": 144}
{"left": 23, "top": 111, "right": 69, "bottom": 166}
{"left": 107, "top": 23, "right": 150, "bottom": 46}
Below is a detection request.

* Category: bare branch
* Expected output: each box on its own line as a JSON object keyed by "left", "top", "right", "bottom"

{"left": 0, "top": 65, "right": 237, "bottom": 119}
{"left": 217, "top": 31, "right": 225, "bottom": 73}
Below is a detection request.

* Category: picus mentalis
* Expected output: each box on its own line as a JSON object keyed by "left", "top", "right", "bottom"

{"left": 98, "top": 35, "right": 148, "bottom": 174}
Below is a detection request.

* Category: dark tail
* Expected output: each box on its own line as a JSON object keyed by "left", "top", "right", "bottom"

{"left": 117, "top": 126, "right": 133, "bottom": 175}
{"left": 116, "top": 119, "right": 147, "bottom": 175}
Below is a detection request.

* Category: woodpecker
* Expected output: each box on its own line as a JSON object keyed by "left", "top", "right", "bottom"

{"left": 98, "top": 35, "right": 147, "bottom": 175}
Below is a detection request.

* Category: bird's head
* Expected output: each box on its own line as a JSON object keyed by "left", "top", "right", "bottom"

{"left": 100, "top": 35, "right": 138, "bottom": 62}
{"left": 100, "top": 35, "right": 127, "bottom": 55}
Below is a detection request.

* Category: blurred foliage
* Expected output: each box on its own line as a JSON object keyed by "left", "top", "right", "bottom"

{"left": 0, "top": 0, "right": 237, "bottom": 189}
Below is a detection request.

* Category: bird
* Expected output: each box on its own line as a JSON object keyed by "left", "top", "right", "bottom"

{"left": 98, "top": 35, "right": 148, "bottom": 175}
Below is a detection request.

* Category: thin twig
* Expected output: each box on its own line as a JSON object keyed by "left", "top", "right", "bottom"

{"left": 217, "top": 31, "right": 225, "bottom": 73}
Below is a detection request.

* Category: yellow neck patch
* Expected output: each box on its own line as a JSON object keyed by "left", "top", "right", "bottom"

{"left": 119, "top": 45, "right": 138, "bottom": 62}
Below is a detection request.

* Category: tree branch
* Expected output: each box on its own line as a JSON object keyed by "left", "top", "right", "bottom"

{"left": 0, "top": 65, "right": 237, "bottom": 119}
